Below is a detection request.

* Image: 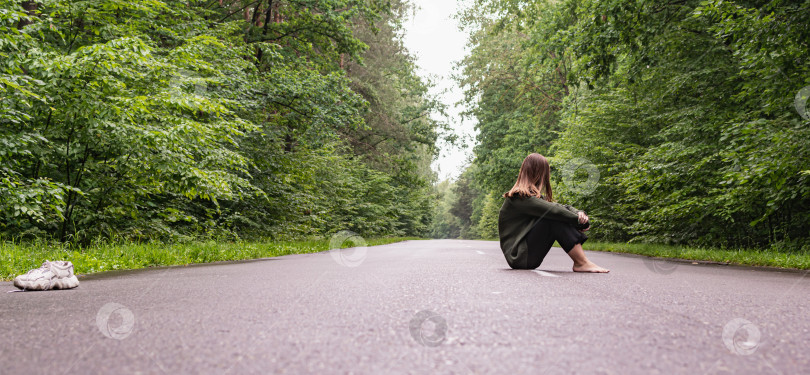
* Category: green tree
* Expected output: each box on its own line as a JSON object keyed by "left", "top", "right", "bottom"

{"left": 454, "top": 0, "right": 810, "bottom": 250}
{"left": 0, "top": 0, "right": 444, "bottom": 243}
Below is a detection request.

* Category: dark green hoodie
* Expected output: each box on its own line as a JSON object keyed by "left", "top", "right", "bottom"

{"left": 498, "top": 196, "right": 584, "bottom": 269}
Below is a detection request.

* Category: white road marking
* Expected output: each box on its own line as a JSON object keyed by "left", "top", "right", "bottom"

{"left": 532, "top": 270, "right": 560, "bottom": 278}
{"left": 476, "top": 251, "right": 485, "bottom": 255}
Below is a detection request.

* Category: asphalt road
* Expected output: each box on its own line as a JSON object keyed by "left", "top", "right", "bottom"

{"left": 1, "top": 239, "right": 808, "bottom": 374}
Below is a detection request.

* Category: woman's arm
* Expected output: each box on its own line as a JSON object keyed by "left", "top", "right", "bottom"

{"left": 561, "top": 203, "right": 590, "bottom": 229}
{"left": 512, "top": 196, "right": 580, "bottom": 224}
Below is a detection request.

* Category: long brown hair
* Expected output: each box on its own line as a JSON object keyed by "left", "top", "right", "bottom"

{"left": 503, "top": 153, "right": 554, "bottom": 202}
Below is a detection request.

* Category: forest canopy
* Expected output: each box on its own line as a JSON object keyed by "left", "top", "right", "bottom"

{"left": 3, "top": 0, "right": 808, "bottom": 253}
{"left": 0, "top": 0, "right": 444, "bottom": 243}
{"left": 434, "top": 0, "right": 810, "bottom": 252}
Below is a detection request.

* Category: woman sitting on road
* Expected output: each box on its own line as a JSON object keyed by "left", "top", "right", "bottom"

{"left": 498, "top": 153, "right": 609, "bottom": 273}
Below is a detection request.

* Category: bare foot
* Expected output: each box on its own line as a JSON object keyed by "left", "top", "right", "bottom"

{"left": 573, "top": 262, "right": 610, "bottom": 273}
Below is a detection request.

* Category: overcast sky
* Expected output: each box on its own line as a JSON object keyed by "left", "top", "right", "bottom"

{"left": 402, "top": 0, "right": 475, "bottom": 182}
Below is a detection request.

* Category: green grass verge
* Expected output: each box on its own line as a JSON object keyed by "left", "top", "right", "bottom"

{"left": 0, "top": 237, "right": 423, "bottom": 281}
{"left": 582, "top": 241, "right": 810, "bottom": 270}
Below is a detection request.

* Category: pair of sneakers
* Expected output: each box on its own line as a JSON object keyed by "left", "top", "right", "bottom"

{"left": 13, "top": 260, "right": 80, "bottom": 291}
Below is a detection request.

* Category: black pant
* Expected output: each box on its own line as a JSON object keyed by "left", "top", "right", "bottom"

{"left": 524, "top": 218, "right": 588, "bottom": 269}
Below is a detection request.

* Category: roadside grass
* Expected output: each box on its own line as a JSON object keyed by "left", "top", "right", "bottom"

{"left": 582, "top": 241, "right": 810, "bottom": 270}
{"left": 0, "top": 237, "right": 422, "bottom": 281}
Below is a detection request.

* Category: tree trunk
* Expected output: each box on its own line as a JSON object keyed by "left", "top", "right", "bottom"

{"left": 17, "top": 1, "right": 38, "bottom": 29}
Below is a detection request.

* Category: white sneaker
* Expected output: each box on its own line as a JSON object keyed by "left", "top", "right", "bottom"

{"left": 13, "top": 260, "right": 80, "bottom": 291}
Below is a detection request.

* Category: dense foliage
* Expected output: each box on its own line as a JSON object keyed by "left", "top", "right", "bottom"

{"left": 436, "top": 0, "right": 810, "bottom": 252}
{"left": 0, "top": 0, "right": 442, "bottom": 243}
